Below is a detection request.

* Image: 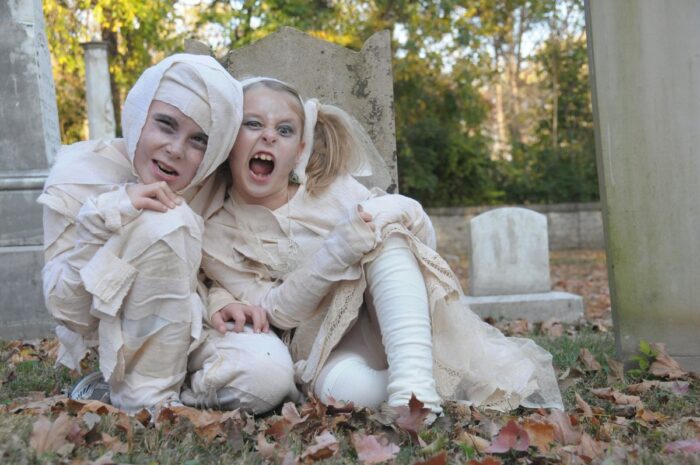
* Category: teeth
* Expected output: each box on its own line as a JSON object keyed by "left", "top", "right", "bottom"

{"left": 253, "top": 154, "right": 273, "bottom": 161}
{"left": 156, "top": 160, "right": 176, "bottom": 175}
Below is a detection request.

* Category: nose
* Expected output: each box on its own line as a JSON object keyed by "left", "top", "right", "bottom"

{"left": 261, "top": 127, "right": 277, "bottom": 143}
{"left": 166, "top": 137, "right": 185, "bottom": 159}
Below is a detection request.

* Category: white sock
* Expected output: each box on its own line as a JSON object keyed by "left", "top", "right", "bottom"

{"left": 365, "top": 235, "right": 442, "bottom": 413}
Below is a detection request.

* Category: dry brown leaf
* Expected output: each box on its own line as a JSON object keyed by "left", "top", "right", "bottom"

{"left": 468, "top": 457, "right": 503, "bottom": 465}
{"left": 29, "top": 413, "right": 78, "bottom": 456}
{"left": 281, "top": 401, "right": 309, "bottom": 426}
{"left": 455, "top": 432, "right": 491, "bottom": 453}
{"left": 635, "top": 408, "right": 669, "bottom": 425}
{"left": 591, "top": 387, "right": 642, "bottom": 407}
{"left": 546, "top": 409, "right": 581, "bottom": 445}
{"left": 579, "top": 348, "right": 602, "bottom": 371}
{"left": 487, "top": 420, "right": 529, "bottom": 453}
{"left": 574, "top": 393, "right": 594, "bottom": 418}
{"left": 541, "top": 319, "right": 564, "bottom": 337}
{"left": 394, "top": 394, "right": 431, "bottom": 440}
{"left": 414, "top": 451, "right": 447, "bottom": 465}
{"left": 605, "top": 355, "right": 625, "bottom": 381}
{"left": 257, "top": 432, "right": 280, "bottom": 460}
{"left": 522, "top": 419, "right": 555, "bottom": 453}
{"left": 626, "top": 380, "right": 660, "bottom": 394}
{"left": 575, "top": 433, "right": 607, "bottom": 461}
{"left": 351, "top": 432, "right": 400, "bottom": 465}
{"left": 301, "top": 430, "right": 339, "bottom": 462}
{"left": 649, "top": 343, "right": 688, "bottom": 379}
{"left": 101, "top": 432, "right": 128, "bottom": 454}
{"left": 11, "top": 394, "right": 67, "bottom": 415}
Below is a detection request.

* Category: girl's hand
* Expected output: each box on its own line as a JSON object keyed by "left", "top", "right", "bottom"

{"left": 357, "top": 204, "right": 375, "bottom": 231}
{"left": 211, "top": 302, "right": 269, "bottom": 334}
{"left": 126, "top": 182, "right": 182, "bottom": 212}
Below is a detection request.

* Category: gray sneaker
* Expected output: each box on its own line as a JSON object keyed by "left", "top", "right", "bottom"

{"left": 70, "top": 371, "right": 110, "bottom": 403}
{"left": 180, "top": 387, "right": 241, "bottom": 411}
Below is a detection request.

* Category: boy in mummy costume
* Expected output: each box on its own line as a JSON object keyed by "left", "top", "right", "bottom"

{"left": 40, "top": 56, "right": 295, "bottom": 413}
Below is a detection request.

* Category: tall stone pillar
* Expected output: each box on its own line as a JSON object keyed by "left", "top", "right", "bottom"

{"left": 586, "top": 0, "right": 700, "bottom": 370}
{"left": 0, "top": 0, "right": 60, "bottom": 339}
{"left": 81, "top": 41, "right": 116, "bottom": 140}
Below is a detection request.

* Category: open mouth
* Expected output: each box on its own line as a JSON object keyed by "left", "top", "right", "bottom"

{"left": 249, "top": 153, "right": 275, "bottom": 177}
{"left": 153, "top": 160, "right": 178, "bottom": 177}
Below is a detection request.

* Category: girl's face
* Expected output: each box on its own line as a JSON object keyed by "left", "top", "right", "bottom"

{"left": 228, "top": 85, "right": 305, "bottom": 210}
{"left": 133, "top": 100, "right": 208, "bottom": 192}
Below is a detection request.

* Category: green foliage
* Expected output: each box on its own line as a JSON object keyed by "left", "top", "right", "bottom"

{"left": 43, "top": 0, "right": 597, "bottom": 206}
{"left": 627, "top": 339, "right": 659, "bottom": 378}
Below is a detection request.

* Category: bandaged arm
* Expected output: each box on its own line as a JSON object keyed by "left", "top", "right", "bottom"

{"left": 203, "top": 206, "right": 376, "bottom": 330}
{"left": 360, "top": 193, "right": 437, "bottom": 249}
{"left": 41, "top": 186, "right": 141, "bottom": 331}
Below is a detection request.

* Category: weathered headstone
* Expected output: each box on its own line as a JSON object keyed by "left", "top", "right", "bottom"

{"left": 0, "top": 0, "right": 60, "bottom": 339}
{"left": 586, "top": 0, "right": 700, "bottom": 370}
{"left": 187, "top": 27, "right": 397, "bottom": 192}
{"left": 463, "top": 207, "right": 584, "bottom": 322}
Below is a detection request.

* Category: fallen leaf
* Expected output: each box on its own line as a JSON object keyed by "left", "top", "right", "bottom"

{"left": 29, "top": 413, "right": 77, "bottom": 456}
{"left": 455, "top": 432, "right": 491, "bottom": 453}
{"left": 522, "top": 419, "right": 555, "bottom": 452}
{"left": 575, "top": 433, "right": 607, "bottom": 461}
{"left": 351, "top": 432, "right": 400, "bottom": 465}
{"left": 626, "top": 380, "right": 660, "bottom": 394}
{"left": 636, "top": 408, "right": 668, "bottom": 425}
{"left": 101, "top": 432, "right": 128, "bottom": 454}
{"left": 487, "top": 420, "right": 529, "bottom": 453}
{"left": 11, "top": 394, "right": 67, "bottom": 415}
{"left": 574, "top": 393, "right": 594, "bottom": 418}
{"left": 541, "top": 319, "right": 564, "bottom": 337}
{"left": 659, "top": 381, "right": 690, "bottom": 396}
{"left": 605, "top": 355, "right": 625, "bottom": 381}
{"left": 468, "top": 457, "right": 502, "bottom": 465}
{"left": 301, "top": 430, "right": 339, "bottom": 462}
{"left": 324, "top": 395, "right": 355, "bottom": 414}
{"left": 257, "top": 432, "right": 281, "bottom": 460}
{"left": 664, "top": 439, "right": 700, "bottom": 454}
{"left": 282, "top": 401, "right": 309, "bottom": 426}
{"left": 649, "top": 343, "right": 688, "bottom": 379}
{"left": 546, "top": 409, "right": 582, "bottom": 445}
{"left": 414, "top": 451, "right": 447, "bottom": 465}
{"left": 591, "top": 387, "right": 642, "bottom": 407}
{"left": 394, "top": 394, "right": 431, "bottom": 440}
{"left": 579, "top": 348, "right": 602, "bottom": 371}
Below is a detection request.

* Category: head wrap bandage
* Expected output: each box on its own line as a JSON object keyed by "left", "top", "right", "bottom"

{"left": 153, "top": 64, "right": 212, "bottom": 135}
{"left": 122, "top": 53, "right": 243, "bottom": 193}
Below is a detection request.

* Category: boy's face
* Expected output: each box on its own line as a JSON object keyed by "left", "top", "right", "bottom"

{"left": 133, "top": 100, "right": 208, "bottom": 192}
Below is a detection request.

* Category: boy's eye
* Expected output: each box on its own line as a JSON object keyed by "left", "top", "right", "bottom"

{"left": 191, "top": 134, "right": 208, "bottom": 149}
{"left": 156, "top": 117, "right": 175, "bottom": 130}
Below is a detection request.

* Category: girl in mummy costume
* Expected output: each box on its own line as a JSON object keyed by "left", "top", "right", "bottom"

{"left": 200, "top": 77, "right": 564, "bottom": 415}
{"left": 40, "top": 55, "right": 295, "bottom": 413}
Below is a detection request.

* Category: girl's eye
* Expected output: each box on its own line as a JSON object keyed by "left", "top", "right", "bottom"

{"left": 278, "top": 125, "right": 295, "bottom": 137}
{"left": 244, "top": 120, "right": 262, "bottom": 129}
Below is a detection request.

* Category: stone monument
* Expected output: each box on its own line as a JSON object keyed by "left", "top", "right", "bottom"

{"left": 586, "top": 0, "right": 700, "bottom": 370}
{"left": 81, "top": 41, "right": 116, "bottom": 140}
{"left": 462, "top": 207, "right": 584, "bottom": 322}
{"left": 0, "top": 0, "right": 60, "bottom": 339}
{"left": 186, "top": 27, "right": 397, "bottom": 192}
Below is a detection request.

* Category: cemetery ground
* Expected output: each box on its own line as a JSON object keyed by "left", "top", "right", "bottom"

{"left": 1, "top": 250, "right": 698, "bottom": 465}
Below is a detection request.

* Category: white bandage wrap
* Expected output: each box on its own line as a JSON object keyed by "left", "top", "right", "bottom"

{"left": 365, "top": 235, "right": 442, "bottom": 413}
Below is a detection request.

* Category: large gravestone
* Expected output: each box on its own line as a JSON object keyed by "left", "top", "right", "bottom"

{"left": 463, "top": 208, "right": 584, "bottom": 322}
{"left": 0, "top": 0, "right": 59, "bottom": 339}
{"left": 186, "top": 27, "right": 397, "bottom": 192}
{"left": 586, "top": 1, "right": 700, "bottom": 371}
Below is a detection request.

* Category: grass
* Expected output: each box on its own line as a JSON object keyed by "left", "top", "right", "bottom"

{"left": 1, "top": 251, "right": 699, "bottom": 464}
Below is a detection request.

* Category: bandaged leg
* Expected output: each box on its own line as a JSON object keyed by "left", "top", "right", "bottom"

{"left": 105, "top": 236, "right": 195, "bottom": 412}
{"left": 185, "top": 326, "right": 297, "bottom": 414}
{"left": 365, "top": 235, "right": 442, "bottom": 413}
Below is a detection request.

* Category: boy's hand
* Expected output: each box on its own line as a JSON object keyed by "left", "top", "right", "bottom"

{"left": 127, "top": 181, "right": 182, "bottom": 212}
{"left": 211, "top": 302, "right": 269, "bottom": 334}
